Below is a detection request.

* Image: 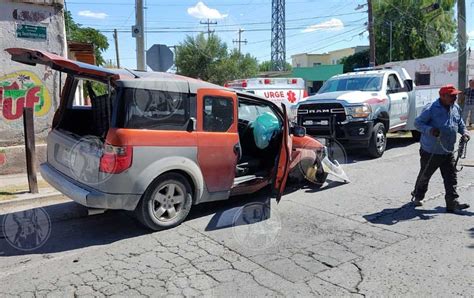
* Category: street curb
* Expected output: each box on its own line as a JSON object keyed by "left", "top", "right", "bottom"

{"left": 0, "top": 191, "right": 70, "bottom": 211}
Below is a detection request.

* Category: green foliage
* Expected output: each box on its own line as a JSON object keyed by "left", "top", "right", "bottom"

{"left": 175, "top": 34, "right": 259, "bottom": 85}
{"left": 65, "top": 11, "right": 109, "bottom": 65}
{"left": 339, "top": 50, "right": 369, "bottom": 73}
{"left": 373, "top": 0, "right": 456, "bottom": 64}
{"left": 258, "top": 60, "right": 292, "bottom": 72}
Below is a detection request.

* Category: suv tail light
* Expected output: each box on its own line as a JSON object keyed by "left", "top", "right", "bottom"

{"left": 99, "top": 144, "right": 133, "bottom": 174}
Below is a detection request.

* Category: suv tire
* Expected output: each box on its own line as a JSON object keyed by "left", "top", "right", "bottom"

{"left": 135, "top": 173, "right": 193, "bottom": 231}
{"left": 367, "top": 123, "right": 386, "bottom": 158}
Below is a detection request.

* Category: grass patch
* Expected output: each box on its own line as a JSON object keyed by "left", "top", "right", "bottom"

{"left": 0, "top": 180, "right": 51, "bottom": 201}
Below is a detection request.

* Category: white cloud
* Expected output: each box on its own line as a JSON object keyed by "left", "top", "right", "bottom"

{"left": 302, "top": 18, "right": 344, "bottom": 33}
{"left": 187, "top": 2, "right": 228, "bottom": 19}
{"left": 468, "top": 30, "right": 474, "bottom": 38}
{"left": 78, "top": 10, "right": 108, "bottom": 19}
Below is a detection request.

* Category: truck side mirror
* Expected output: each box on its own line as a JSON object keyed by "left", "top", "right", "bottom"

{"left": 291, "top": 125, "right": 306, "bottom": 137}
{"left": 403, "top": 79, "right": 413, "bottom": 92}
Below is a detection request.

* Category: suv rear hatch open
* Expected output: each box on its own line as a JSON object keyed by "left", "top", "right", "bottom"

{"left": 7, "top": 48, "right": 133, "bottom": 186}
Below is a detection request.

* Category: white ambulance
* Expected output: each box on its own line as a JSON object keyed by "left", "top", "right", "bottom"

{"left": 224, "top": 77, "right": 307, "bottom": 115}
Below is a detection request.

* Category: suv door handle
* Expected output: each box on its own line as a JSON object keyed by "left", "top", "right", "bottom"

{"left": 233, "top": 143, "right": 242, "bottom": 160}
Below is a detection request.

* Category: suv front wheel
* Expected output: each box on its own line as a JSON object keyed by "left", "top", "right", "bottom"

{"left": 135, "top": 173, "right": 193, "bottom": 231}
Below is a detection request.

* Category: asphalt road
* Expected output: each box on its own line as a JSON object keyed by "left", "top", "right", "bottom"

{"left": 0, "top": 137, "right": 473, "bottom": 297}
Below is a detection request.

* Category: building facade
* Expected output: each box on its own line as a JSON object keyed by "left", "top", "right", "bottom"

{"left": 291, "top": 46, "right": 369, "bottom": 68}
{"left": 0, "top": 0, "right": 66, "bottom": 173}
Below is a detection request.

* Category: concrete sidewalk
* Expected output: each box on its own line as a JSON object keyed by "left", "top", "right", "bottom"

{"left": 0, "top": 172, "right": 68, "bottom": 210}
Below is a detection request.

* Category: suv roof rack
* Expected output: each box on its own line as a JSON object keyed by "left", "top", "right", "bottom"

{"left": 353, "top": 66, "right": 393, "bottom": 72}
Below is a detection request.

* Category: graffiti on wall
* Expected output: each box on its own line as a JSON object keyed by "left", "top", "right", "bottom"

{"left": 0, "top": 71, "right": 51, "bottom": 121}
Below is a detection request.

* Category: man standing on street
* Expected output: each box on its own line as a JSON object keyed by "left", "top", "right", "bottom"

{"left": 412, "top": 84, "right": 471, "bottom": 212}
{"left": 462, "top": 79, "right": 474, "bottom": 127}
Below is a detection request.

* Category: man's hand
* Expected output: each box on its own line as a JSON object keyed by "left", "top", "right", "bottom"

{"left": 430, "top": 128, "right": 440, "bottom": 137}
{"left": 462, "top": 132, "right": 470, "bottom": 142}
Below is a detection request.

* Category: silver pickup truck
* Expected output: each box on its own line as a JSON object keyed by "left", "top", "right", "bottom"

{"left": 296, "top": 66, "right": 431, "bottom": 158}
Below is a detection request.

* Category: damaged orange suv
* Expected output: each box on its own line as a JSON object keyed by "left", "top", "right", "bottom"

{"left": 8, "top": 48, "right": 335, "bottom": 230}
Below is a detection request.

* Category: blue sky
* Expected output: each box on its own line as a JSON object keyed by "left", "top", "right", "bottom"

{"left": 66, "top": 0, "right": 474, "bottom": 69}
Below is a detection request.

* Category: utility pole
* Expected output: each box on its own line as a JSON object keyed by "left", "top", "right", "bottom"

{"left": 458, "top": 0, "right": 467, "bottom": 108}
{"left": 389, "top": 21, "right": 392, "bottom": 62}
{"left": 171, "top": 45, "right": 178, "bottom": 73}
{"left": 135, "top": 0, "right": 145, "bottom": 71}
{"left": 200, "top": 19, "right": 217, "bottom": 39}
{"left": 233, "top": 28, "right": 247, "bottom": 54}
{"left": 367, "top": 0, "right": 376, "bottom": 67}
{"left": 113, "top": 29, "right": 120, "bottom": 68}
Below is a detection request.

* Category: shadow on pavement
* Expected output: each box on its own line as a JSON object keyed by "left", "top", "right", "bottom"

{"left": 0, "top": 191, "right": 277, "bottom": 256}
{"left": 363, "top": 203, "right": 474, "bottom": 225}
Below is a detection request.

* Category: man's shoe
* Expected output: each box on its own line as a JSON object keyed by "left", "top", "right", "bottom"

{"left": 412, "top": 197, "right": 423, "bottom": 207}
{"left": 446, "top": 201, "right": 470, "bottom": 213}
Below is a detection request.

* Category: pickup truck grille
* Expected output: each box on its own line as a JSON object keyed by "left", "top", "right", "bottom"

{"left": 297, "top": 103, "right": 346, "bottom": 123}
{"left": 297, "top": 103, "right": 347, "bottom": 137}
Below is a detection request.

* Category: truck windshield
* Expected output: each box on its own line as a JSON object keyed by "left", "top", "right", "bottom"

{"left": 318, "top": 76, "right": 382, "bottom": 93}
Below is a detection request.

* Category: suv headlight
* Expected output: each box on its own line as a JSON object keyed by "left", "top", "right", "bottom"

{"left": 345, "top": 104, "right": 372, "bottom": 118}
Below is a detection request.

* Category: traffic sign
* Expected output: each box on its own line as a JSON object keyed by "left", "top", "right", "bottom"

{"left": 146, "top": 44, "right": 173, "bottom": 72}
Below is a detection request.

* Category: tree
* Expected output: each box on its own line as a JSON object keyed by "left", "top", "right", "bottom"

{"left": 65, "top": 11, "right": 109, "bottom": 65}
{"left": 258, "top": 60, "right": 292, "bottom": 72}
{"left": 373, "top": 0, "right": 456, "bottom": 65}
{"left": 339, "top": 50, "right": 369, "bottom": 73}
{"left": 175, "top": 34, "right": 259, "bottom": 85}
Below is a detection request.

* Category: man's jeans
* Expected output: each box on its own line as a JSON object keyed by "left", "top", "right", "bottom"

{"left": 412, "top": 149, "right": 459, "bottom": 205}
{"left": 462, "top": 103, "right": 474, "bottom": 126}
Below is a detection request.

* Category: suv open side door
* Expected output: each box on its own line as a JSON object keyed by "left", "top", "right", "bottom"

{"left": 273, "top": 104, "right": 292, "bottom": 202}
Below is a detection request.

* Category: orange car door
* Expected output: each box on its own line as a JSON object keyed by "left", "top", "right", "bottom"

{"left": 197, "top": 88, "right": 239, "bottom": 193}
{"left": 274, "top": 104, "right": 292, "bottom": 202}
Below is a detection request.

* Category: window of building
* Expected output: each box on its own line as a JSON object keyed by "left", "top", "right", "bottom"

{"left": 415, "top": 72, "right": 431, "bottom": 86}
{"left": 203, "top": 96, "right": 234, "bottom": 132}
{"left": 313, "top": 62, "right": 321, "bottom": 67}
{"left": 296, "top": 63, "right": 301, "bottom": 67}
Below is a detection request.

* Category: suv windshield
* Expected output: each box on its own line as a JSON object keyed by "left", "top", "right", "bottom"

{"left": 318, "top": 76, "right": 382, "bottom": 93}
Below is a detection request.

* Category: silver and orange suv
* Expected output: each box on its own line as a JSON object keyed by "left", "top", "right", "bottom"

{"left": 8, "top": 48, "right": 328, "bottom": 230}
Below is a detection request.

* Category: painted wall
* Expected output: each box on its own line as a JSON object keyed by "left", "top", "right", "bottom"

{"left": 0, "top": 0, "right": 66, "bottom": 147}
{"left": 384, "top": 51, "right": 474, "bottom": 89}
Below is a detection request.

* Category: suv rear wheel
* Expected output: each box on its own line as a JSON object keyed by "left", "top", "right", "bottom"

{"left": 135, "top": 173, "right": 193, "bottom": 231}
{"left": 367, "top": 123, "right": 386, "bottom": 158}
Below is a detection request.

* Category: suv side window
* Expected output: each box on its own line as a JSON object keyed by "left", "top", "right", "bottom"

{"left": 203, "top": 96, "right": 234, "bottom": 132}
{"left": 387, "top": 74, "right": 401, "bottom": 92}
{"left": 123, "top": 88, "right": 191, "bottom": 131}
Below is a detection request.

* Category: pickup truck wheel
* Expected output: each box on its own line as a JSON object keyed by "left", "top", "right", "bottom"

{"left": 135, "top": 173, "right": 192, "bottom": 231}
{"left": 411, "top": 130, "right": 421, "bottom": 142}
{"left": 367, "top": 123, "right": 386, "bottom": 158}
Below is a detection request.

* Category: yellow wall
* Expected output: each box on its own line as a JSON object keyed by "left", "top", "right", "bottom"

{"left": 292, "top": 47, "right": 358, "bottom": 67}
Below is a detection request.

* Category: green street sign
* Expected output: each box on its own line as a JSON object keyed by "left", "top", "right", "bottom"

{"left": 16, "top": 24, "right": 47, "bottom": 40}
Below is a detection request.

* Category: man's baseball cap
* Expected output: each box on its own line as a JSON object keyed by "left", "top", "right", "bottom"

{"left": 439, "top": 84, "right": 462, "bottom": 96}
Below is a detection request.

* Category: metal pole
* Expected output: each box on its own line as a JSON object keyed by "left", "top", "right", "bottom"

{"left": 23, "top": 107, "right": 38, "bottom": 194}
{"left": 113, "top": 29, "right": 120, "bottom": 68}
{"left": 389, "top": 21, "right": 392, "bottom": 62}
{"left": 135, "top": 0, "right": 145, "bottom": 71}
{"left": 238, "top": 28, "right": 242, "bottom": 54}
{"left": 367, "top": 0, "right": 376, "bottom": 67}
{"left": 458, "top": 0, "right": 467, "bottom": 108}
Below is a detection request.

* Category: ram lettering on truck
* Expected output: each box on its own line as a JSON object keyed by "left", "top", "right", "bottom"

{"left": 296, "top": 66, "right": 432, "bottom": 158}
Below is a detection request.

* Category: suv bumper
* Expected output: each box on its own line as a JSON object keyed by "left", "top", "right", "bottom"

{"left": 40, "top": 163, "right": 141, "bottom": 210}
{"left": 305, "top": 120, "right": 374, "bottom": 148}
